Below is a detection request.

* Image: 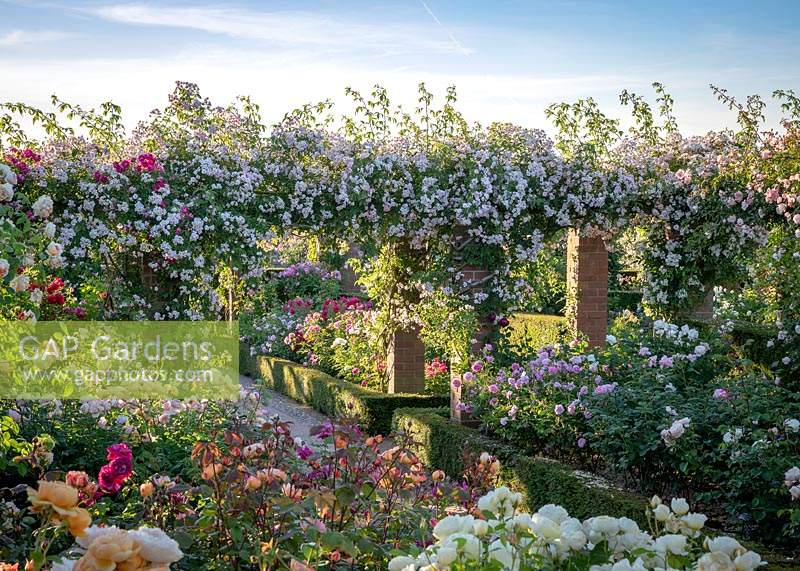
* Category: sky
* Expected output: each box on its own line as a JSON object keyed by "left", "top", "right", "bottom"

{"left": 1, "top": 0, "right": 799, "bottom": 135}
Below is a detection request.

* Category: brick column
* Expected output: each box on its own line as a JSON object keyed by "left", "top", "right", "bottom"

{"left": 688, "top": 287, "right": 714, "bottom": 321}
{"left": 451, "top": 265, "right": 493, "bottom": 425}
{"left": 339, "top": 242, "right": 363, "bottom": 294}
{"left": 387, "top": 325, "right": 426, "bottom": 393}
{"left": 566, "top": 230, "right": 608, "bottom": 347}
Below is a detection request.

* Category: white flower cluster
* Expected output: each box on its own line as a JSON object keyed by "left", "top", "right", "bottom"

{"left": 785, "top": 466, "right": 800, "bottom": 501}
{"left": 388, "top": 486, "right": 763, "bottom": 571}
{"left": 652, "top": 321, "right": 698, "bottom": 345}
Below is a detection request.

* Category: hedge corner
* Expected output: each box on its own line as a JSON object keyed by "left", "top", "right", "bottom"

{"left": 391, "top": 406, "right": 648, "bottom": 525}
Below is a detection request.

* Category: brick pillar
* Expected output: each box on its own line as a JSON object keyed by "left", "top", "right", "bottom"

{"left": 387, "top": 325, "right": 426, "bottom": 393}
{"left": 566, "top": 230, "right": 608, "bottom": 347}
{"left": 451, "top": 265, "right": 493, "bottom": 425}
{"left": 688, "top": 287, "right": 714, "bottom": 321}
{"left": 339, "top": 242, "right": 363, "bottom": 294}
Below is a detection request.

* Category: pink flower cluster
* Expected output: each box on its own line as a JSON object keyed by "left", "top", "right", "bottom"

{"left": 98, "top": 443, "right": 133, "bottom": 493}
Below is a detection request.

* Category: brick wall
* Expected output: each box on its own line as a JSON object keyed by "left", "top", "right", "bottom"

{"left": 566, "top": 230, "right": 608, "bottom": 347}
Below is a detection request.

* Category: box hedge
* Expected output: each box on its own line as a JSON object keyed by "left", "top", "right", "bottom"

{"left": 391, "top": 406, "right": 648, "bottom": 525}
{"left": 240, "top": 345, "right": 448, "bottom": 435}
{"left": 497, "top": 313, "right": 570, "bottom": 365}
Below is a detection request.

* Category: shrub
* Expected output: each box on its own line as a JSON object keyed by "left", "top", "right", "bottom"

{"left": 494, "top": 313, "right": 570, "bottom": 366}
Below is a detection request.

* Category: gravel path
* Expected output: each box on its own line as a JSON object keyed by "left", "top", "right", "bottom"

{"left": 240, "top": 375, "right": 330, "bottom": 442}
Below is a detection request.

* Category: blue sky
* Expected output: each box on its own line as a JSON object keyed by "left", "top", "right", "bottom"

{"left": 1, "top": 0, "right": 799, "bottom": 134}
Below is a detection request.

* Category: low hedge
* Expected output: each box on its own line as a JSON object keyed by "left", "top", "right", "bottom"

{"left": 497, "top": 313, "right": 570, "bottom": 365}
{"left": 682, "top": 318, "right": 779, "bottom": 369}
{"left": 391, "top": 407, "right": 648, "bottom": 525}
{"left": 240, "top": 346, "right": 448, "bottom": 435}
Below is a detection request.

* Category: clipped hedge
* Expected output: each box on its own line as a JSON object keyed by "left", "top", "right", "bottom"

{"left": 240, "top": 346, "right": 447, "bottom": 435}
{"left": 681, "top": 318, "right": 779, "bottom": 369}
{"left": 392, "top": 407, "right": 647, "bottom": 525}
{"left": 496, "top": 313, "right": 570, "bottom": 365}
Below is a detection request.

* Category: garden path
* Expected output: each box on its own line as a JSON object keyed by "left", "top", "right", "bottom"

{"left": 240, "top": 375, "right": 330, "bottom": 444}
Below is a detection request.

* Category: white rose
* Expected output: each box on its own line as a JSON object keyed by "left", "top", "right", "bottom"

{"left": 435, "top": 546, "right": 458, "bottom": 566}
{"left": 46, "top": 241, "right": 63, "bottom": 257}
{"left": 47, "top": 255, "right": 64, "bottom": 269}
{"left": 32, "top": 195, "right": 54, "bottom": 218}
{"left": 0, "top": 164, "right": 16, "bottom": 185}
{"left": 681, "top": 512, "right": 707, "bottom": 530}
{"left": 670, "top": 497, "right": 690, "bottom": 515}
{"left": 388, "top": 556, "right": 417, "bottom": 571}
{"left": 433, "top": 515, "right": 468, "bottom": 540}
{"left": 0, "top": 259, "right": 8, "bottom": 278}
{"left": 442, "top": 532, "right": 481, "bottom": 560}
{"left": 785, "top": 466, "right": 800, "bottom": 485}
{"left": 696, "top": 551, "right": 734, "bottom": 571}
{"left": 9, "top": 274, "right": 29, "bottom": 292}
{"left": 606, "top": 334, "right": 617, "bottom": 345}
{"left": 30, "top": 289, "right": 43, "bottom": 304}
{"left": 705, "top": 536, "right": 743, "bottom": 557}
{"left": 668, "top": 422, "right": 686, "bottom": 439}
{"left": 537, "top": 503, "right": 570, "bottom": 524}
{"left": 790, "top": 485, "right": 800, "bottom": 500}
{"left": 0, "top": 182, "right": 13, "bottom": 202}
{"left": 487, "top": 539, "right": 515, "bottom": 568}
{"left": 472, "top": 519, "right": 489, "bottom": 536}
{"left": 654, "top": 533, "right": 687, "bottom": 555}
{"left": 477, "top": 493, "right": 496, "bottom": 514}
{"left": 530, "top": 513, "right": 562, "bottom": 540}
{"left": 733, "top": 551, "right": 762, "bottom": 571}
{"left": 479, "top": 452, "right": 492, "bottom": 464}
{"left": 784, "top": 418, "right": 800, "bottom": 433}
{"left": 128, "top": 527, "right": 183, "bottom": 563}
{"left": 559, "top": 519, "right": 587, "bottom": 551}
{"left": 585, "top": 515, "right": 620, "bottom": 536}
{"left": 653, "top": 503, "right": 671, "bottom": 522}
{"left": 44, "top": 222, "right": 57, "bottom": 238}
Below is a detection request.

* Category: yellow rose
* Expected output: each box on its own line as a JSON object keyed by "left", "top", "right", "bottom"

{"left": 28, "top": 480, "right": 79, "bottom": 516}
{"left": 201, "top": 463, "right": 224, "bottom": 480}
{"left": 116, "top": 554, "right": 149, "bottom": 571}
{"left": 66, "top": 507, "right": 92, "bottom": 538}
{"left": 75, "top": 530, "right": 139, "bottom": 571}
{"left": 139, "top": 482, "right": 154, "bottom": 499}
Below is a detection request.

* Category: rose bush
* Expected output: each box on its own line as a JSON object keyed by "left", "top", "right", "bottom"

{"left": 390, "top": 488, "right": 764, "bottom": 570}
{"left": 466, "top": 315, "right": 800, "bottom": 545}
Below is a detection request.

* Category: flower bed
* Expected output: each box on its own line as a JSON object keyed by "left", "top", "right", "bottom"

{"left": 462, "top": 315, "right": 800, "bottom": 548}
{"left": 1, "top": 392, "right": 474, "bottom": 569}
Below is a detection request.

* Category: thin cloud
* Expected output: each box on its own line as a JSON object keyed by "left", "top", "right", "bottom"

{"left": 0, "top": 29, "right": 72, "bottom": 46}
{"left": 87, "top": 3, "right": 473, "bottom": 55}
{"left": 417, "top": 0, "right": 471, "bottom": 57}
